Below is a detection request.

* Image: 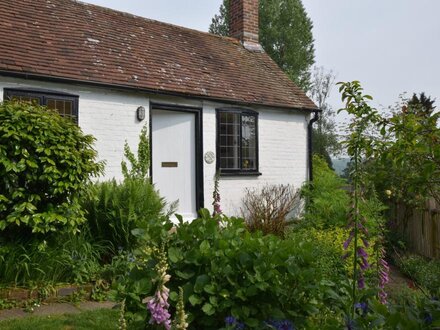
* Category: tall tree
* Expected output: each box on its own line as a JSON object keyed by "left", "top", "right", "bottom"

{"left": 372, "top": 93, "right": 440, "bottom": 206}
{"left": 209, "top": 0, "right": 315, "bottom": 90}
{"left": 308, "top": 66, "right": 340, "bottom": 167}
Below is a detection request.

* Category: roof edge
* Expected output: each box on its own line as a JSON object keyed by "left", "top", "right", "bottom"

{"left": 0, "top": 70, "right": 319, "bottom": 112}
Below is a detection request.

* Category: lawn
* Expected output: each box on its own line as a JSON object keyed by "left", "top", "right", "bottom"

{"left": 0, "top": 308, "right": 119, "bottom": 330}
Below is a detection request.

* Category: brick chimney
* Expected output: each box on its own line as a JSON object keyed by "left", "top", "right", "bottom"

{"left": 229, "top": 0, "right": 262, "bottom": 51}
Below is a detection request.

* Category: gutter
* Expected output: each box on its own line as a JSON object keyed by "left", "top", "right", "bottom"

{"left": 307, "top": 110, "right": 320, "bottom": 181}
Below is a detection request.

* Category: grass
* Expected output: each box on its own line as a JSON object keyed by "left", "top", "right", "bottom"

{"left": 0, "top": 308, "right": 119, "bottom": 330}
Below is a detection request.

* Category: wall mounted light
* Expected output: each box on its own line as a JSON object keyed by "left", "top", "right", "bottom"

{"left": 136, "top": 106, "right": 145, "bottom": 121}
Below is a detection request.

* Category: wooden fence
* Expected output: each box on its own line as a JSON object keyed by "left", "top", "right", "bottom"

{"left": 391, "top": 198, "right": 440, "bottom": 259}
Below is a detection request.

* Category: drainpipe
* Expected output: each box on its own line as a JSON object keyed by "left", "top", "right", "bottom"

{"left": 307, "top": 110, "right": 320, "bottom": 181}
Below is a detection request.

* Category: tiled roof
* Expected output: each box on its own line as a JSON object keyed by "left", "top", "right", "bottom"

{"left": 0, "top": 0, "right": 317, "bottom": 110}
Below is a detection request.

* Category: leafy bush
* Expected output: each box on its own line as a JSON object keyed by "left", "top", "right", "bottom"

{"left": 241, "top": 184, "right": 301, "bottom": 237}
{"left": 301, "top": 155, "right": 350, "bottom": 228}
{"left": 82, "top": 178, "right": 168, "bottom": 252}
{"left": 397, "top": 254, "right": 440, "bottom": 295}
{"left": 117, "top": 210, "right": 349, "bottom": 329}
{"left": 0, "top": 101, "right": 103, "bottom": 235}
{"left": 290, "top": 227, "right": 381, "bottom": 283}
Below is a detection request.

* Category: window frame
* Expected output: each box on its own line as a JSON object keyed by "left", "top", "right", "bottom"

{"left": 216, "top": 107, "right": 261, "bottom": 176}
{"left": 3, "top": 88, "right": 79, "bottom": 123}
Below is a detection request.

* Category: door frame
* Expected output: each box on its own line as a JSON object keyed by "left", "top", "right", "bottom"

{"left": 149, "top": 102, "right": 204, "bottom": 211}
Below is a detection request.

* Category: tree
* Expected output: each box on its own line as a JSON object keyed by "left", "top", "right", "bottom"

{"left": 371, "top": 93, "right": 440, "bottom": 206}
{"left": 209, "top": 0, "right": 315, "bottom": 90}
{"left": 308, "top": 66, "right": 340, "bottom": 168}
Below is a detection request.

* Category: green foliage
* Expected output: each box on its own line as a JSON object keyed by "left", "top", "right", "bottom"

{"left": 121, "top": 125, "right": 150, "bottom": 181}
{"left": 0, "top": 101, "right": 103, "bottom": 235}
{"left": 209, "top": 0, "right": 315, "bottom": 90}
{"left": 369, "top": 93, "right": 440, "bottom": 207}
{"left": 0, "top": 230, "right": 109, "bottom": 286}
{"left": 338, "top": 81, "right": 388, "bottom": 315}
{"left": 82, "top": 178, "right": 168, "bottom": 252}
{"left": 289, "top": 227, "right": 347, "bottom": 282}
{"left": 118, "top": 210, "right": 350, "bottom": 329}
{"left": 302, "top": 155, "right": 350, "bottom": 228}
{"left": 355, "top": 294, "right": 440, "bottom": 329}
{"left": 397, "top": 254, "right": 440, "bottom": 295}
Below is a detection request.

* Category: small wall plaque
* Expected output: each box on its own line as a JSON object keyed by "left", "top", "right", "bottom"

{"left": 162, "top": 162, "right": 178, "bottom": 168}
{"left": 204, "top": 151, "right": 215, "bottom": 164}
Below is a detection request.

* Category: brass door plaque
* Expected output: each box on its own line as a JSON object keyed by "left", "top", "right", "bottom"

{"left": 162, "top": 162, "right": 178, "bottom": 168}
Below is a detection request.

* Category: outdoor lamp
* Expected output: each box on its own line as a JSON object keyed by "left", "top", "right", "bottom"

{"left": 136, "top": 106, "right": 145, "bottom": 121}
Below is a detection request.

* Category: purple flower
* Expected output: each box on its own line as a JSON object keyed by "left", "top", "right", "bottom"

{"left": 235, "top": 322, "right": 245, "bottom": 330}
{"left": 354, "top": 302, "right": 368, "bottom": 316}
{"left": 147, "top": 287, "right": 171, "bottom": 329}
{"left": 345, "top": 316, "right": 355, "bottom": 330}
{"left": 212, "top": 172, "right": 222, "bottom": 216}
{"left": 358, "top": 273, "right": 365, "bottom": 289}
{"left": 224, "top": 316, "right": 245, "bottom": 329}
{"left": 361, "top": 237, "right": 370, "bottom": 248}
{"left": 424, "top": 313, "right": 433, "bottom": 325}
{"left": 147, "top": 287, "right": 171, "bottom": 330}
{"left": 225, "top": 316, "right": 237, "bottom": 325}
{"left": 377, "top": 250, "right": 389, "bottom": 304}
{"left": 266, "top": 319, "right": 294, "bottom": 330}
{"left": 343, "top": 230, "right": 354, "bottom": 250}
{"left": 357, "top": 247, "right": 370, "bottom": 271}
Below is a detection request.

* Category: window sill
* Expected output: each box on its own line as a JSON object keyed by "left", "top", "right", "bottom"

{"left": 219, "top": 171, "right": 262, "bottom": 177}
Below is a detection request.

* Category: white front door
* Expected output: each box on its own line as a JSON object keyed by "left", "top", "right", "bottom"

{"left": 152, "top": 109, "right": 197, "bottom": 221}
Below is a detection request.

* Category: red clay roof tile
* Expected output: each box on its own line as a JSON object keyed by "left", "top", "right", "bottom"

{"left": 0, "top": 0, "right": 317, "bottom": 110}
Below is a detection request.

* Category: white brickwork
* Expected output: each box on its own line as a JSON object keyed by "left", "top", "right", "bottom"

{"left": 0, "top": 76, "right": 309, "bottom": 217}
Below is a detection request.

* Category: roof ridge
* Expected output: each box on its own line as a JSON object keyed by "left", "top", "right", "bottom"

{"left": 72, "top": 0, "right": 239, "bottom": 43}
{"left": 0, "top": 0, "right": 317, "bottom": 110}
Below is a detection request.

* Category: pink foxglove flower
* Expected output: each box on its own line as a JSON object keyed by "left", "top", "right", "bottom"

{"left": 377, "top": 247, "right": 390, "bottom": 304}
{"left": 146, "top": 246, "right": 172, "bottom": 330}
{"left": 212, "top": 171, "right": 222, "bottom": 216}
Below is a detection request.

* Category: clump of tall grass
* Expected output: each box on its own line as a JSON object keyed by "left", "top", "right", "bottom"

{"left": 0, "top": 230, "right": 110, "bottom": 286}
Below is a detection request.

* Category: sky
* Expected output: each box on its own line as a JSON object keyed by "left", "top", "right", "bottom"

{"left": 83, "top": 0, "right": 440, "bottom": 124}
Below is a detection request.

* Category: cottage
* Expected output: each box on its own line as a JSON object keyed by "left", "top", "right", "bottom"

{"left": 0, "top": 0, "right": 318, "bottom": 219}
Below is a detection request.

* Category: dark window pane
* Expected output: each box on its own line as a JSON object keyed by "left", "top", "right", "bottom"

{"left": 10, "top": 95, "right": 41, "bottom": 105}
{"left": 218, "top": 111, "right": 257, "bottom": 171}
{"left": 47, "top": 99, "right": 56, "bottom": 110}
{"left": 47, "top": 98, "right": 76, "bottom": 122}
{"left": 241, "top": 115, "right": 256, "bottom": 169}
{"left": 219, "top": 112, "right": 240, "bottom": 169}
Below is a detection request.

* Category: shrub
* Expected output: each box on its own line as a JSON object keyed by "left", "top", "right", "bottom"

{"left": 290, "top": 227, "right": 379, "bottom": 281}
{"left": 82, "top": 178, "right": 168, "bottom": 252}
{"left": 117, "top": 210, "right": 350, "bottom": 329}
{"left": 397, "top": 254, "right": 440, "bottom": 295}
{"left": 301, "top": 155, "right": 350, "bottom": 228}
{"left": 0, "top": 101, "right": 103, "bottom": 235}
{"left": 241, "top": 184, "right": 301, "bottom": 237}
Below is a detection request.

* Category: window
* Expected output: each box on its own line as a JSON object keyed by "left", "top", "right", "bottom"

{"left": 4, "top": 88, "right": 79, "bottom": 123}
{"left": 217, "top": 108, "right": 260, "bottom": 175}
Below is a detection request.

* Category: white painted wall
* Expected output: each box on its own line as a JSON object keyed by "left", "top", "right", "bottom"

{"left": 0, "top": 76, "right": 309, "bottom": 217}
{"left": 0, "top": 76, "right": 148, "bottom": 180}
{"left": 202, "top": 102, "right": 309, "bottom": 216}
